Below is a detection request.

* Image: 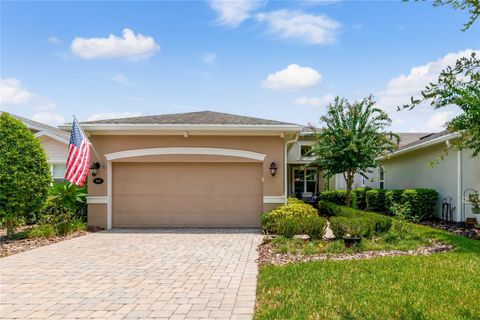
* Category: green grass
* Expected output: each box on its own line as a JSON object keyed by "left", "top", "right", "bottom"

{"left": 255, "top": 224, "right": 480, "bottom": 320}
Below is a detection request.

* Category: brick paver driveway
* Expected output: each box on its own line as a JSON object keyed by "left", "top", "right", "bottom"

{"left": 0, "top": 229, "right": 263, "bottom": 320}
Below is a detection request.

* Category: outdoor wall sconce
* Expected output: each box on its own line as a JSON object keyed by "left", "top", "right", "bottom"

{"left": 269, "top": 162, "right": 278, "bottom": 177}
{"left": 89, "top": 162, "right": 101, "bottom": 176}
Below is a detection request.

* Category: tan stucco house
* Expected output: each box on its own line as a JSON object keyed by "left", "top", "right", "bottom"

{"left": 66, "top": 111, "right": 308, "bottom": 229}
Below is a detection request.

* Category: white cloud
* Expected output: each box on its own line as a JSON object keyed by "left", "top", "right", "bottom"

{"left": 0, "top": 78, "right": 54, "bottom": 110}
{"left": 426, "top": 111, "right": 453, "bottom": 131}
{"left": 71, "top": 28, "right": 160, "bottom": 60}
{"left": 202, "top": 52, "right": 217, "bottom": 64}
{"left": 256, "top": 10, "right": 340, "bottom": 45}
{"left": 378, "top": 49, "right": 480, "bottom": 111}
{"left": 209, "top": 0, "right": 262, "bottom": 27}
{"left": 109, "top": 73, "right": 129, "bottom": 84}
{"left": 375, "top": 49, "right": 479, "bottom": 132}
{"left": 87, "top": 112, "right": 142, "bottom": 121}
{"left": 262, "top": 64, "right": 322, "bottom": 90}
{"left": 32, "top": 112, "right": 65, "bottom": 126}
{"left": 293, "top": 94, "right": 334, "bottom": 107}
{"left": 47, "top": 36, "right": 62, "bottom": 45}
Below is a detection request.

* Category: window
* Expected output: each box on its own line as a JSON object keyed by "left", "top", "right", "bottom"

{"left": 300, "top": 145, "right": 313, "bottom": 158}
{"left": 379, "top": 168, "right": 385, "bottom": 190}
{"left": 293, "top": 168, "right": 318, "bottom": 196}
{"left": 51, "top": 163, "right": 66, "bottom": 184}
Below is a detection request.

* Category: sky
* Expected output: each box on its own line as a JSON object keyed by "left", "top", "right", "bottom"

{"left": 1, "top": 0, "right": 479, "bottom": 132}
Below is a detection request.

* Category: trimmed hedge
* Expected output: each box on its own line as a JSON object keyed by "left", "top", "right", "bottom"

{"left": 260, "top": 200, "right": 318, "bottom": 233}
{"left": 319, "top": 190, "right": 347, "bottom": 206}
{"left": 401, "top": 189, "right": 439, "bottom": 220}
{"left": 385, "top": 190, "right": 404, "bottom": 214}
{"left": 319, "top": 201, "right": 392, "bottom": 237}
{"left": 330, "top": 216, "right": 374, "bottom": 238}
{"left": 352, "top": 187, "right": 371, "bottom": 210}
{"left": 366, "top": 189, "right": 387, "bottom": 212}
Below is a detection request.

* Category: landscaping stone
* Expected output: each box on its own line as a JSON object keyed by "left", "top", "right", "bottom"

{"left": 256, "top": 239, "right": 454, "bottom": 265}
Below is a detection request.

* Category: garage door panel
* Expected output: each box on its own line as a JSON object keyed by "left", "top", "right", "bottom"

{"left": 115, "top": 195, "right": 262, "bottom": 211}
{"left": 112, "top": 162, "right": 263, "bottom": 227}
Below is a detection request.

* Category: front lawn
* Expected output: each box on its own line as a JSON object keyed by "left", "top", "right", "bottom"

{"left": 255, "top": 224, "right": 480, "bottom": 319}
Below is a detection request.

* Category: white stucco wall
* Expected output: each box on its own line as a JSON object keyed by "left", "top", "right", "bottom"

{"left": 381, "top": 143, "right": 480, "bottom": 222}
{"left": 335, "top": 171, "right": 379, "bottom": 190}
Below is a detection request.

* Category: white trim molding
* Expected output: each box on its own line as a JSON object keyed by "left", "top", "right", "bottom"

{"left": 107, "top": 161, "right": 112, "bottom": 229}
{"left": 35, "top": 131, "right": 69, "bottom": 144}
{"left": 263, "top": 196, "right": 286, "bottom": 204}
{"left": 86, "top": 196, "right": 108, "bottom": 204}
{"left": 105, "top": 147, "right": 267, "bottom": 161}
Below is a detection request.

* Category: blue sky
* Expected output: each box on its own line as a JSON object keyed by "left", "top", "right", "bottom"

{"left": 1, "top": 0, "right": 479, "bottom": 132}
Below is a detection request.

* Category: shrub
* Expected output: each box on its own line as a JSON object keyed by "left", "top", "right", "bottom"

{"left": 287, "top": 197, "right": 304, "bottom": 204}
{"left": 366, "top": 189, "right": 387, "bottom": 212}
{"left": 27, "top": 224, "right": 56, "bottom": 238}
{"left": 0, "top": 113, "right": 51, "bottom": 237}
{"left": 319, "top": 190, "right": 347, "bottom": 206}
{"left": 320, "top": 201, "right": 392, "bottom": 235}
{"left": 330, "top": 216, "right": 374, "bottom": 239}
{"left": 261, "top": 202, "right": 318, "bottom": 233}
{"left": 276, "top": 217, "right": 302, "bottom": 238}
{"left": 401, "top": 189, "right": 438, "bottom": 220}
{"left": 385, "top": 190, "right": 404, "bottom": 214}
{"left": 49, "top": 181, "right": 87, "bottom": 215}
{"left": 352, "top": 187, "right": 371, "bottom": 210}
{"left": 302, "top": 216, "right": 327, "bottom": 240}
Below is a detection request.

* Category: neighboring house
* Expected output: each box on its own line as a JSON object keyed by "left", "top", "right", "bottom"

{"left": 60, "top": 111, "right": 303, "bottom": 229}
{"left": 335, "top": 133, "right": 431, "bottom": 190}
{"left": 378, "top": 130, "right": 480, "bottom": 222}
{"left": 11, "top": 114, "right": 69, "bottom": 183}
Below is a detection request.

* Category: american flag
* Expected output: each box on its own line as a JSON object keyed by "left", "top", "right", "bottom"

{"left": 64, "top": 118, "right": 90, "bottom": 186}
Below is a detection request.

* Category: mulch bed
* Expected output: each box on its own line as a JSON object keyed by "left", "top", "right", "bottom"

{"left": 0, "top": 226, "right": 103, "bottom": 258}
{"left": 257, "top": 240, "right": 454, "bottom": 265}
{"left": 420, "top": 220, "right": 480, "bottom": 240}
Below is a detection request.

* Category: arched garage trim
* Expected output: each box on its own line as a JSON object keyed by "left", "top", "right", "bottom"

{"left": 105, "top": 147, "right": 267, "bottom": 161}
{"left": 104, "top": 147, "right": 267, "bottom": 229}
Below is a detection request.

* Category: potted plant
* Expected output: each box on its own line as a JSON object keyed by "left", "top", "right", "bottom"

{"left": 342, "top": 220, "right": 366, "bottom": 248}
{"left": 469, "top": 191, "right": 480, "bottom": 215}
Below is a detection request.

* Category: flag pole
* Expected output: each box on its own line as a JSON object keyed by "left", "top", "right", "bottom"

{"left": 72, "top": 115, "right": 102, "bottom": 164}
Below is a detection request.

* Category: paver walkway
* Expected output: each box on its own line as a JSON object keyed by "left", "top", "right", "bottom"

{"left": 0, "top": 229, "right": 263, "bottom": 320}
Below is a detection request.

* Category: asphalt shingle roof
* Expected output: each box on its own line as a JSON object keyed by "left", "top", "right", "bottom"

{"left": 81, "top": 110, "right": 298, "bottom": 126}
{"left": 395, "top": 130, "right": 451, "bottom": 151}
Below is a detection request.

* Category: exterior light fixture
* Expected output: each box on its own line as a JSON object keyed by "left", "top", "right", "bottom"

{"left": 89, "top": 162, "right": 101, "bottom": 176}
{"left": 269, "top": 162, "right": 278, "bottom": 177}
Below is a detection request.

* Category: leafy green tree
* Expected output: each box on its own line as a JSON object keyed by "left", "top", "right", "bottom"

{"left": 402, "top": 53, "right": 480, "bottom": 157}
{"left": 309, "top": 96, "right": 398, "bottom": 206}
{"left": 0, "top": 113, "right": 51, "bottom": 237}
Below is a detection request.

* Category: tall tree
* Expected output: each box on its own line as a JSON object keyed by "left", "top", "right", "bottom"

{"left": 0, "top": 113, "right": 51, "bottom": 237}
{"left": 309, "top": 96, "right": 398, "bottom": 206}
{"left": 402, "top": 53, "right": 480, "bottom": 157}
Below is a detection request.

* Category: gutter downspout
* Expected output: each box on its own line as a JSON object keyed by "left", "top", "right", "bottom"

{"left": 284, "top": 134, "right": 299, "bottom": 204}
{"left": 457, "top": 149, "right": 463, "bottom": 222}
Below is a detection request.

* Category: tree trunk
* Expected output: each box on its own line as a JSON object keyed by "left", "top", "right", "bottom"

{"left": 6, "top": 219, "right": 14, "bottom": 238}
{"left": 345, "top": 171, "right": 354, "bottom": 207}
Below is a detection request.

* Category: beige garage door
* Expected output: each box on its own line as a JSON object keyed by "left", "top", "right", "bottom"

{"left": 112, "top": 162, "right": 263, "bottom": 227}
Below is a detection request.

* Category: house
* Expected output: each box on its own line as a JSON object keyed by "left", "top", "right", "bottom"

{"left": 63, "top": 111, "right": 304, "bottom": 229}
{"left": 10, "top": 114, "right": 69, "bottom": 183}
{"left": 378, "top": 130, "right": 480, "bottom": 222}
{"left": 336, "top": 130, "right": 480, "bottom": 222}
{"left": 335, "top": 132, "right": 431, "bottom": 190}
